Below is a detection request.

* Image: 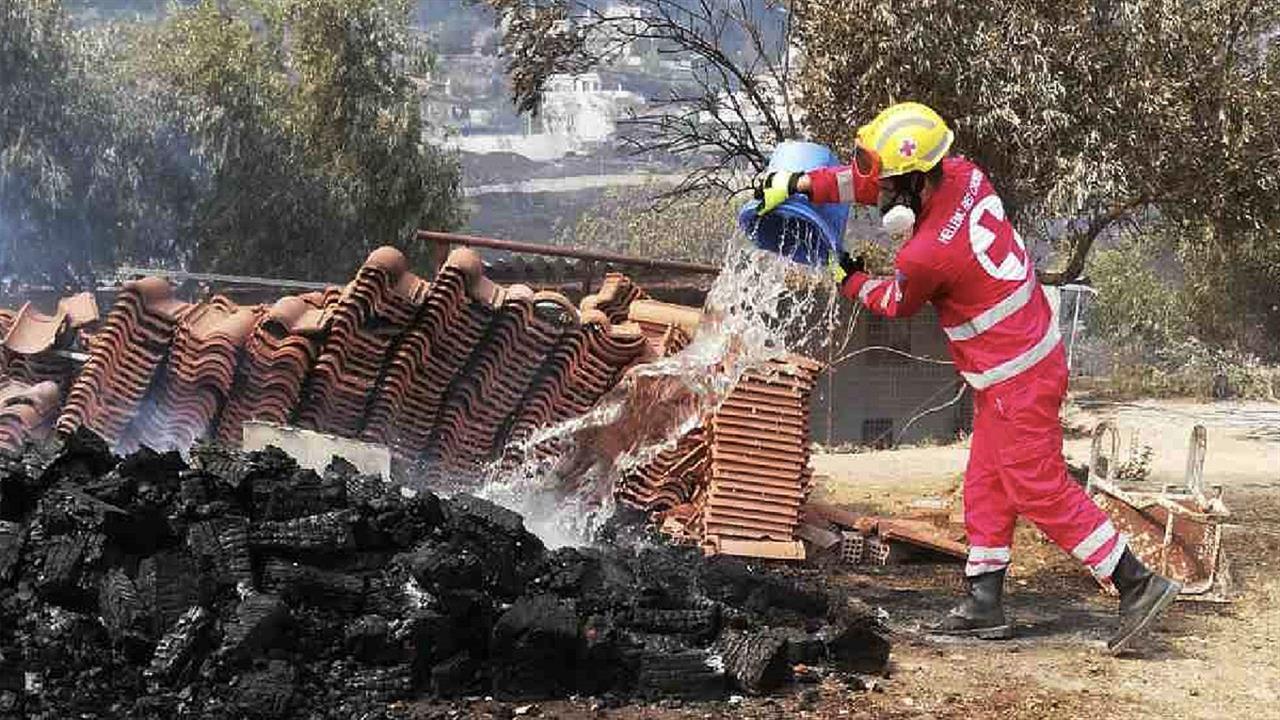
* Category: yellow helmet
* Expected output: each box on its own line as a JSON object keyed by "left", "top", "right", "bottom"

{"left": 856, "top": 102, "right": 954, "bottom": 177}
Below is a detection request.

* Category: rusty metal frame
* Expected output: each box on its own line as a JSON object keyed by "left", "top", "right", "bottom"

{"left": 1088, "top": 421, "right": 1233, "bottom": 601}
{"left": 416, "top": 230, "right": 722, "bottom": 276}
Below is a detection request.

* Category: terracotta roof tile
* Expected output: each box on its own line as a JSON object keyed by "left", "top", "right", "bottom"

{"left": 3, "top": 249, "right": 820, "bottom": 561}
{"left": 55, "top": 278, "right": 191, "bottom": 445}
{"left": 295, "top": 247, "right": 431, "bottom": 438}
{"left": 120, "top": 299, "right": 262, "bottom": 453}
{"left": 580, "top": 273, "right": 649, "bottom": 324}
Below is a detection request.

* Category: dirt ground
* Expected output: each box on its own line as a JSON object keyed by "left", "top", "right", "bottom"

{"left": 409, "top": 397, "right": 1280, "bottom": 720}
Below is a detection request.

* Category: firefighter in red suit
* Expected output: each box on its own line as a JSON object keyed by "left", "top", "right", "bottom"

{"left": 753, "top": 102, "right": 1180, "bottom": 653}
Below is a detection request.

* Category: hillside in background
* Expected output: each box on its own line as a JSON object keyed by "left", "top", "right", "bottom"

{"left": 53, "top": 2, "right": 777, "bottom": 249}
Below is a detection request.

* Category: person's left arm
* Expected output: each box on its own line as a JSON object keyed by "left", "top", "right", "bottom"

{"left": 836, "top": 253, "right": 940, "bottom": 318}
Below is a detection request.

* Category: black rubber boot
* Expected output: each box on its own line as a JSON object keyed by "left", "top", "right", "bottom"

{"left": 1107, "top": 548, "right": 1182, "bottom": 654}
{"left": 930, "top": 569, "right": 1013, "bottom": 639}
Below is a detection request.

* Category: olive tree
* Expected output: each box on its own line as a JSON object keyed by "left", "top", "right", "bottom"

{"left": 554, "top": 183, "right": 736, "bottom": 262}
{"left": 797, "top": 0, "right": 1280, "bottom": 287}
{"left": 0, "top": 0, "right": 196, "bottom": 286}
{"left": 1, "top": 0, "right": 465, "bottom": 282}
{"left": 133, "top": 0, "right": 465, "bottom": 277}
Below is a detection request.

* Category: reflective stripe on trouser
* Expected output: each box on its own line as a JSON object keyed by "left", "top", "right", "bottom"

{"left": 962, "top": 345, "right": 1125, "bottom": 580}
{"left": 966, "top": 545, "right": 1011, "bottom": 577}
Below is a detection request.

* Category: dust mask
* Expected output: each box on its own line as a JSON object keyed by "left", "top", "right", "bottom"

{"left": 882, "top": 204, "right": 916, "bottom": 237}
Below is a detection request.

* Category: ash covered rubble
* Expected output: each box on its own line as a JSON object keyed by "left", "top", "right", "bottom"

{"left": 0, "top": 430, "right": 889, "bottom": 719}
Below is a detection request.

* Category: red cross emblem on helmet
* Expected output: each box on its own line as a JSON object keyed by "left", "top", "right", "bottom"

{"left": 899, "top": 139, "right": 917, "bottom": 157}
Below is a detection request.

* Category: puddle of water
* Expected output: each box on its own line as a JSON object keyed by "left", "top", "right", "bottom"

{"left": 478, "top": 220, "right": 855, "bottom": 548}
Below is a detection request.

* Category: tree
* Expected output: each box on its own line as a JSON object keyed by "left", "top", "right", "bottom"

{"left": 129, "top": 0, "right": 465, "bottom": 277}
{"left": 0, "top": 0, "right": 193, "bottom": 286}
{"left": 0, "top": 0, "right": 464, "bottom": 283}
{"left": 483, "top": 0, "right": 803, "bottom": 196}
{"left": 797, "top": 1, "right": 1280, "bottom": 286}
{"left": 554, "top": 183, "right": 736, "bottom": 262}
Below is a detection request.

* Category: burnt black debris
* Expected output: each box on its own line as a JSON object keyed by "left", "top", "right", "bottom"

{"left": 0, "top": 429, "right": 890, "bottom": 719}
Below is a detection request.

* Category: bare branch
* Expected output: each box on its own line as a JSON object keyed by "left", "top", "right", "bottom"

{"left": 483, "top": 0, "right": 801, "bottom": 197}
{"left": 1037, "top": 197, "right": 1149, "bottom": 286}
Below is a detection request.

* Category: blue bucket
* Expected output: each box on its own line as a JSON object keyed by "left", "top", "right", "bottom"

{"left": 738, "top": 141, "right": 850, "bottom": 266}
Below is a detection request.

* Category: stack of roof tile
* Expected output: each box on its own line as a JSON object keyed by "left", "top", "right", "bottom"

{"left": 24, "top": 249, "right": 660, "bottom": 474}
{"left": 500, "top": 310, "right": 652, "bottom": 471}
{"left": 627, "top": 299, "right": 698, "bottom": 357}
{"left": 609, "top": 295, "right": 824, "bottom": 560}
{"left": 0, "top": 248, "right": 829, "bottom": 561}
{"left": 489, "top": 274, "right": 656, "bottom": 473}
{"left": 122, "top": 297, "right": 262, "bottom": 453}
{"left": 215, "top": 294, "right": 332, "bottom": 444}
{"left": 297, "top": 247, "right": 431, "bottom": 439}
{"left": 580, "top": 273, "right": 648, "bottom": 325}
{"left": 359, "top": 250, "right": 485, "bottom": 454}
{"left": 1, "top": 293, "right": 98, "bottom": 388}
{"left": 0, "top": 379, "right": 62, "bottom": 452}
{"left": 700, "top": 357, "right": 821, "bottom": 559}
{"left": 421, "top": 288, "right": 580, "bottom": 480}
{"left": 617, "top": 428, "right": 708, "bottom": 512}
{"left": 57, "top": 278, "right": 191, "bottom": 446}
{"left": 613, "top": 299, "right": 706, "bottom": 513}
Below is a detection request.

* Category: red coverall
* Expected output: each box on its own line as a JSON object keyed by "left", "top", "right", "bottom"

{"left": 808, "top": 157, "right": 1126, "bottom": 580}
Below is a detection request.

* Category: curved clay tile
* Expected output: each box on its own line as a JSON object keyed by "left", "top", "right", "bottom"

{"left": 391, "top": 269, "right": 430, "bottom": 307}
{"left": 57, "top": 292, "right": 99, "bottom": 330}
{"left": 446, "top": 247, "right": 504, "bottom": 307}
{"left": 185, "top": 303, "right": 260, "bottom": 344}
{"left": 296, "top": 289, "right": 340, "bottom": 310}
{"left": 266, "top": 296, "right": 309, "bottom": 325}
{"left": 26, "top": 380, "right": 61, "bottom": 412}
{"left": 0, "top": 380, "right": 30, "bottom": 406}
{"left": 134, "top": 276, "right": 174, "bottom": 304}
{"left": 264, "top": 296, "right": 328, "bottom": 337}
{"left": 532, "top": 290, "right": 575, "bottom": 310}
{"left": 506, "top": 283, "right": 535, "bottom": 302}
{"left": 579, "top": 308, "right": 610, "bottom": 328}
{"left": 581, "top": 273, "right": 649, "bottom": 324}
{"left": 2, "top": 303, "right": 67, "bottom": 356}
{"left": 0, "top": 379, "right": 61, "bottom": 451}
{"left": 365, "top": 245, "right": 409, "bottom": 275}
{"left": 627, "top": 299, "right": 702, "bottom": 336}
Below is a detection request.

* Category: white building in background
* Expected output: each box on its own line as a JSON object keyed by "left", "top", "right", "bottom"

{"left": 587, "top": 3, "right": 648, "bottom": 66}
{"left": 538, "top": 72, "right": 645, "bottom": 143}
{"left": 442, "top": 71, "right": 645, "bottom": 160}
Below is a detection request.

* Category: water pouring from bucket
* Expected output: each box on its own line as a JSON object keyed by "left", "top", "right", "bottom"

{"left": 738, "top": 141, "right": 853, "bottom": 267}
{"left": 477, "top": 234, "right": 847, "bottom": 548}
{"left": 473, "top": 148, "right": 862, "bottom": 548}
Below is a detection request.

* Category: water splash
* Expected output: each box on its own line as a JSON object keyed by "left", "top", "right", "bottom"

{"left": 477, "top": 221, "right": 851, "bottom": 548}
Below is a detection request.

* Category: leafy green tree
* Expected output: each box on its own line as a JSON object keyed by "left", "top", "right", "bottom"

{"left": 798, "top": 0, "right": 1280, "bottom": 358}
{"left": 554, "top": 184, "right": 735, "bottom": 262}
{"left": 799, "top": 0, "right": 1279, "bottom": 280}
{"left": 1, "top": 0, "right": 463, "bottom": 283}
{"left": 1087, "top": 234, "right": 1188, "bottom": 353}
{"left": 0, "top": 0, "right": 193, "bottom": 285}
{"left": 132, "top": 0, "right": 464, "bottom": 277}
